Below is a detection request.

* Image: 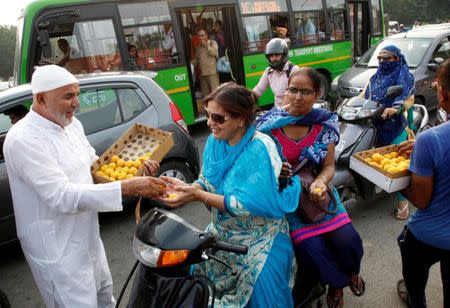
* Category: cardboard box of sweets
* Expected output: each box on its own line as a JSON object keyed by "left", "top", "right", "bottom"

{"left": 349, "top": 144, "right": 411, "bottom": 193}
{"left": 91, "top": 124, "right": 174, "bottom": 183}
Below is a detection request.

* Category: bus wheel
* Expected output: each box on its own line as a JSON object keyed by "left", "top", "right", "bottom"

{"left": 318, "top": 72, "right": 331, "bottom": 100}
{"left": 158, "top": 161, "right": 194, "bottom": 183}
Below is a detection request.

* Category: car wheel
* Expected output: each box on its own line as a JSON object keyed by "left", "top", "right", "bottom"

{"left": 158, "top": 161, "right": 194, "bottom": 183}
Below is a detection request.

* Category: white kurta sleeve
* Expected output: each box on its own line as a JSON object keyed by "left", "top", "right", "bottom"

{"left": 6, "top": 135, "right": 123, "bottom": 214}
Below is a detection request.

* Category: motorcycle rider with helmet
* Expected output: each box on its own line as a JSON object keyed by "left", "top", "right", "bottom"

{"left": 253, "top": 38, "right": 299, "bottom": 108}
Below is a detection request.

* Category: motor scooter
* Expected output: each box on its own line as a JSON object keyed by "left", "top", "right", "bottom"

{"left": 332, "top": 85, "right": 430, "bottom": 205}
{"left": 116, "top": 207, "right": 248, "bottom": 308}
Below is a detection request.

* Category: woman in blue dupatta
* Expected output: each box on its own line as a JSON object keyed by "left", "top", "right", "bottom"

{"left": 363, "top": 45, "right": 415, "bottom": 220}
{"left": 161, "top": 83, "right": 301, "bottom": 307}
{"left": 256, "top": 68, "right": 364, "bottom": 308}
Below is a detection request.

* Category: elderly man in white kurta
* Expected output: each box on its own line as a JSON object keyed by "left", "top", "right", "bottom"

{"left": 4, "top": 65, "right": 167, "bottom": 307}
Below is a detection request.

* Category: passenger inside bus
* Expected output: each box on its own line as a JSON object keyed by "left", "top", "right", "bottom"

{"left": 38, "top": 38, "right": 87, "bottom": 74}
{"left": 295, "top": 15, "right": 318, "bottom": 44}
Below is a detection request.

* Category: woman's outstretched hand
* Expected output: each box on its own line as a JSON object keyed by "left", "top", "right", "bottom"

{"left": 159, "top": 176, "right": 200, "bottom": 208}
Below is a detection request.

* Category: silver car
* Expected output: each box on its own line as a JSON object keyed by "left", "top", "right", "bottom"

{"left": 0, "top": 72, "right": 199, "bottom": 247}
{"left": 331, "top": 26, "right": 450, "bottom": 110}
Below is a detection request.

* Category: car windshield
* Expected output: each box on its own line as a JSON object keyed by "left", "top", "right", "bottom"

{"left": 357, "top": 37, "right": 434, "bottom": 68}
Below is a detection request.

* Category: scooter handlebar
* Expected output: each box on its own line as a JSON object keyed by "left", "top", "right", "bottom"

{"left": 214, "top": 240, "right": 248, "bottom": 255}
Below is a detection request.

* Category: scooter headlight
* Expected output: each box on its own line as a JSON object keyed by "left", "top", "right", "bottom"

{"left": 133, "top": 236, "right": 189, "bottom": 268}
{"left": 357, "top": 108, "right": 378, "bottom": 119}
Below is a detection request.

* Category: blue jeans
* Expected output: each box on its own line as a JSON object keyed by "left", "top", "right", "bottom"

{"left": 398, "top": 226, "right": 450, "bottom": 308}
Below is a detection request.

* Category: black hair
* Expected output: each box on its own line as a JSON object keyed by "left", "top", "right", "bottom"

{"left": 437, "top": 58, "right": 450, "bottom": 93}
{"left": 127, "top": 43, "right": 137, "bottom": 52}
{"left": 203, "top": 82, "right": 258, "bottom": 126}
{"left": 288, "top": 67, "right": 322, "bottom": 93}
{"left": 4, "top": 105, "right": 28, "bottom": 117}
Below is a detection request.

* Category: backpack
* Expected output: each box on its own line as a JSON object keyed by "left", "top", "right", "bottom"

{"left": 286, "top": 62, "right": 295, "bottom": 78}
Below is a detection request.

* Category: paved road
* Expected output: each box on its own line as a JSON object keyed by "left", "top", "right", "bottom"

{"left": 0, "top": 120, "right": 443, "bottom": 308}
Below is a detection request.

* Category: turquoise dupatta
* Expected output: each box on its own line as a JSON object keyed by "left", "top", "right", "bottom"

{"left": 201, "top": 125, "right": 300, "bottom": 218}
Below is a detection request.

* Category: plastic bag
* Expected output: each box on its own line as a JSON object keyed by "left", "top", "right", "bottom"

{"left": 216, "top": 56, "right": 231, "bottom": 73}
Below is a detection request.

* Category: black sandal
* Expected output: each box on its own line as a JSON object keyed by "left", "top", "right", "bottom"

{"left": 349, "top": 275, "right": 365, "bottom": 297}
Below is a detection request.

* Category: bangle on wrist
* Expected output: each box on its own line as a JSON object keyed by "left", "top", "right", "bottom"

{"left": 204, "top": 193, "right": 211, "bottom": 205}
{"left": 316, "top": 175, "right": 327, "bottom": 183}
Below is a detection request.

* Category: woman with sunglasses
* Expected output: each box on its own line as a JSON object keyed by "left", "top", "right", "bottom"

{"left": 161, "top": 83, "right": 301, "bottom": 307}
{"left": 256, "top": 68, "right": 364, "bottom": 308}
{"left": 362, "top": 45, "right": 415, "bottom": 220}
{"left": 395, "top": 58, "right": 450, "bottom": 307}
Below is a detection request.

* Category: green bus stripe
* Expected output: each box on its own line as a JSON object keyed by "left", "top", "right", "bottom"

{"left": 245, "top": 55, "right": 352, "bottom": 78}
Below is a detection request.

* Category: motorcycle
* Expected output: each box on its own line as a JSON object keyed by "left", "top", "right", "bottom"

{"left": 116, "top": 207, "right": 248, "bottom": 308}
{"left": 332, "top": 85, "right": 430, "bottom": 205}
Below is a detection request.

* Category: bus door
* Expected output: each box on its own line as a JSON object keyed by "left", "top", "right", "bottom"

{"left": 348, "top": 1, "right": 371, "bottom": 58}
{"left": 175, "top": 5, "right": 244, "bottom": 119}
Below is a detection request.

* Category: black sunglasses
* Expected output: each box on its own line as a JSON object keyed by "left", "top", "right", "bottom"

{"left": 204, "top": 107, "right": 231, "bottom": 124}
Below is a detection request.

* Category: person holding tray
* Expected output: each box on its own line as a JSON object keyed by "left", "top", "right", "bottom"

{"left": 3, "top": 65, "right": 168, "bottom": 307}
{"left": 395, "top": 58, "right": 450, "bottom": 308}
{"left": 361, "top": 45, "right": 416, "bottom": 220}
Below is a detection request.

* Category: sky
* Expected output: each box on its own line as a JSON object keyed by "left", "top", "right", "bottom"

{"left": 0, "top": 0, "right": 32, "bottom": 26}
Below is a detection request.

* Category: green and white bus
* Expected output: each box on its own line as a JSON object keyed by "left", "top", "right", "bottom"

{"left": 13, "top": 0, "right": 384, "bottom": 125}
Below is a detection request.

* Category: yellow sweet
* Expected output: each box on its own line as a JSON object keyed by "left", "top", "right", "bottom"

{"left": 168, "top": 193, "right": 178, "bottom": 200}
{"left": 383, "top": 153, "right": 392, "bottom": 159}
{"left": 117, "top": 172, "right": 127, "bottom": 180}
{"left": 104, "top": 168, "right": 114, "bottom": 176}
{"left": 372, "top": 153, "right": 383, "bottom": 162}
{"left": 122, "top": 166, "right": 130, "bottom": 174}
{"left": 111, "top": 155, "right": 120, "bottom": 163}
{"left": 313, "top": 188, "right": 322, "bottom": 193}
{"left": 117, "top": 159, "right": 126, "bottom": 167}
{"left": 100, "top": 164, "right": 108, "bottom": 172}
{"left": 125, "top": 160, "right": 135, "bottom": 168}
{"left": 390, "top": 151, "right": 398, "bottom": 158}
{"left": 365, "top": 157, "right": 373, "bottom": 163}
{"left": 133, "top": 160, "right": 142, "bottom": 168}
{"left": 129, "top": 167, "right": 138, "bottom": 174}
{"left": 108, "top": 162, "right": 117, "bottom": 169}
{"left": 138, "top": 155, "right": 150, "bottom": 162}
{"left": 95, "top": 170, "right": 105, "bottom": 176}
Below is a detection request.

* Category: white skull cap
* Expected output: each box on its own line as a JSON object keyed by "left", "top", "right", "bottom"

{"left": 31, "top": 65, "right": 79, "bottom": 94}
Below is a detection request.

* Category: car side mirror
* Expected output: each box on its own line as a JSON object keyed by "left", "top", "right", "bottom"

{"left": 38, "top": 29, "right": 52, "bottom": 58}
{"left": 428, "top": 57, "right": 444, "bottom": 72}
{"left": 385, "top": 85, "right": 403, "bottom": 98}
{"left": 353, "top": 56, "right": 361, "bottom": 63}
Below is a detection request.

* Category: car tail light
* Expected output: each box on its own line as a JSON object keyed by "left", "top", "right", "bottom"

{"left": 169, "top": 101, "right": 188, "bottom": 134}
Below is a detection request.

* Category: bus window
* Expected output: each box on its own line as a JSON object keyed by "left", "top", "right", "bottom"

{"left": 118, "top": 2, "right": 180, "bottom": 69}
{"left": 370, "top": 0, "right": 382, "bottom": 36}
{"left": 290, "top": 0, "right": 325, "bottom": 46}
{"left": 36, "top": 19, "right": 121, "bottom": 74}
{"left": 242, "top": 15, "right": 271, "bottom": 52}
{"left": 327, "top": 0, "right": 347, "bottom": 41}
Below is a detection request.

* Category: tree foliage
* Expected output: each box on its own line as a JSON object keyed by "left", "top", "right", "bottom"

{"left": 384, "top": 0, "right": 450, "bottom": 25}
{"left": 0, "top": 25, "right": 17, "bottom": 80}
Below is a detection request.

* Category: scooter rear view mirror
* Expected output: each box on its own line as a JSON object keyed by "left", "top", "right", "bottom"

{"left": 385, "top": 85, "right": 403, "bottom": 98}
